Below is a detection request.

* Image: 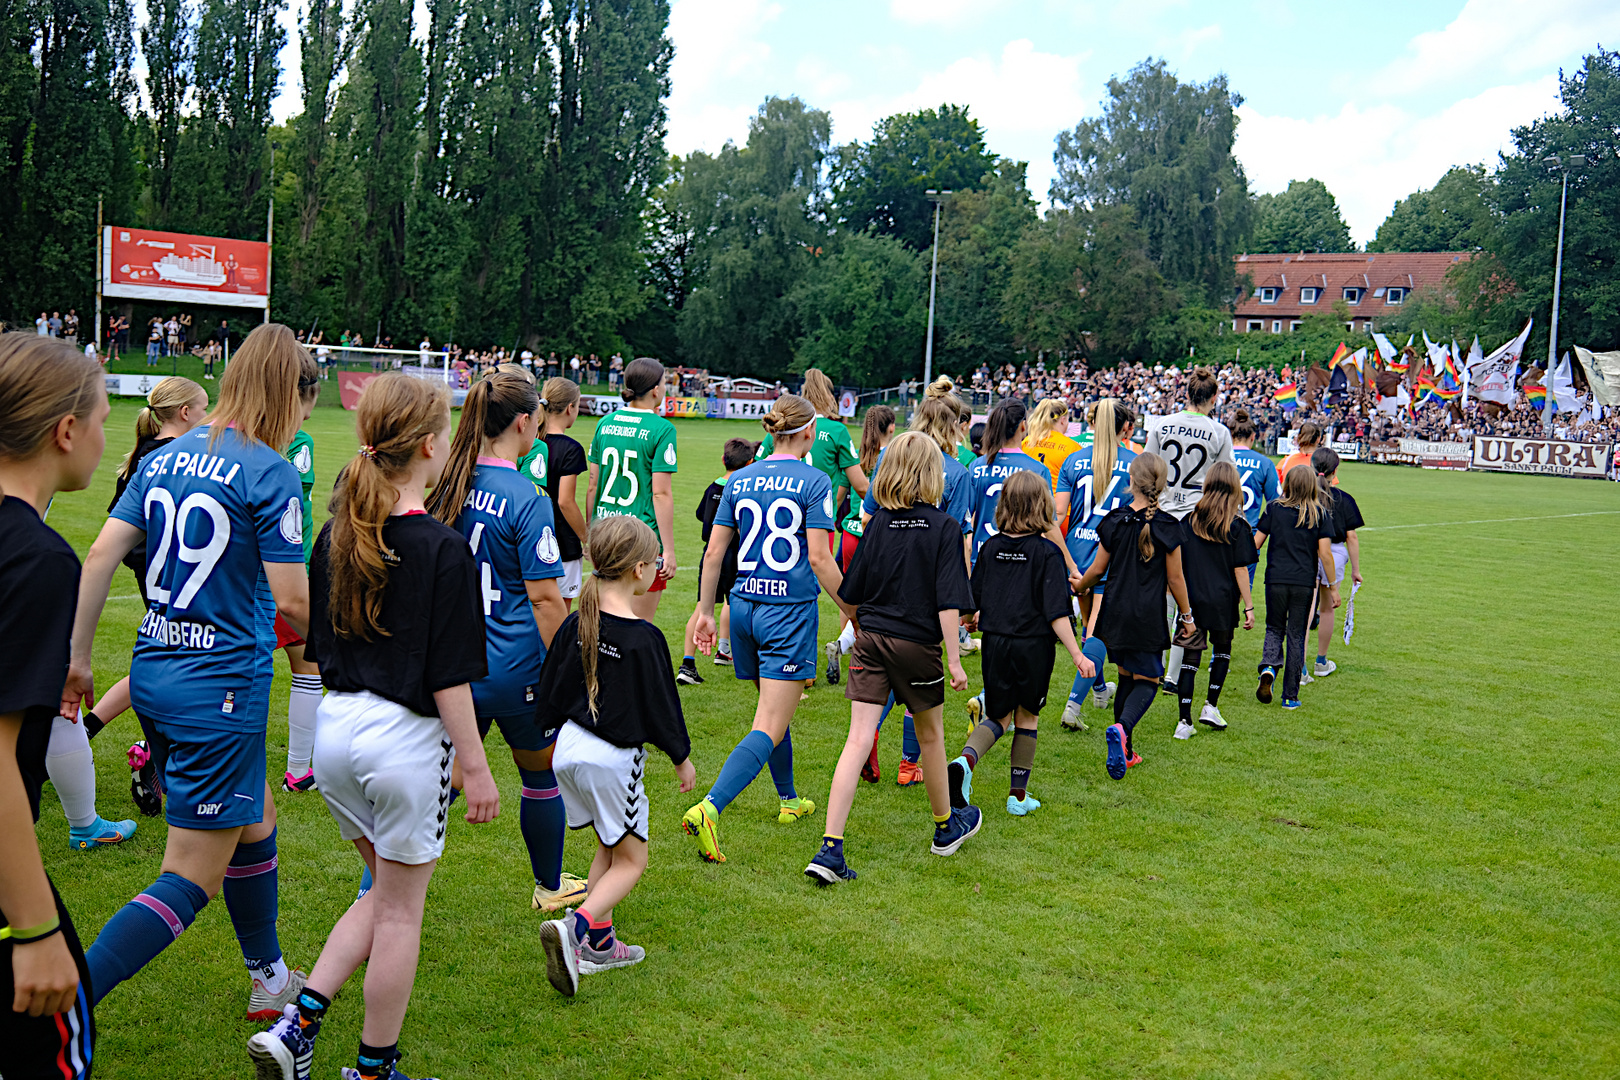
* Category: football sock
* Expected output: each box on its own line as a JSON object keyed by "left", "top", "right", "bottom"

{"left": 519, "top": 768, "right": 567, "bottom": 890}
{"left": 718, "top": 638, "right": 731, "bottom": 655}
{"left": 286, "top": 672, "right": 322, "bottom": 774}
{"left": 1167, "top": 643, "right": 1185, "bottom": 686}
{"left": 82, "top": 709, "right": 105, "bottom": 740}
{"left": 570, "top": 907, "right": 614, "bottom": 948}
{"left": 357, "top": 864, "right": 372, "bottom": 900}
{"left": 837, "top": 622, "right": 856, "bottom": 651}
{"left": 1118, "top": 679, "right": 1158, "bottom": 749}
{"left": 682, "top": 655, "right": 695, "bottom": 667}
{"left": 1067, "top": 669, "right": 1090, "bottom": 705}
{"left": 767, "top": 727, "right": 796, "bottom": 800}
{"left": 295, "top": 987, "right": 330, "bottom": 1038}
{"left": 1113, "top": 676, "right": 1128, "bottom": 723}
{"left": 819, "top": 835, "right": 844, "bottom": 860}
{"left": 87, "top": 871, "right": 209, "bottom": 1003}
{"left": 1316, "top": 654, "right": 1327, "bottom": 666}
{"left": 1177, "top": 655, "right": 1201, "bottom": 724}
{"left": 705, "top": 729, "right": 774, "bottom": 814}
{"left": 46, "top": 713, "right": 98, "bottom": 828}
{"left": 1081, "top": 637, "right": 1109, "bottom": 693}
{"left": 224, "top": 828, "right": 283, "bottom": 980}
{"left": 875, "top": 692, "right": 897, "bottom": 732}
{"left": 355, "top": 1041, "right": 398, "bottom": 1080}
{"left": 901, "top": 713, "right": 920, "bottom": 763}
{"left": 1010, "top": 728, "right": 1038, "bottom": 798}
{"left": 1208, "top": 650, "right": 1230, "bottom": 706}
{"left": 962, "top": 718, "right": 1005, "bottom": 769}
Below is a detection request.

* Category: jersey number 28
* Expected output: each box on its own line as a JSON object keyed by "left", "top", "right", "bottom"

{"left": 736, "top": 497, "right": 802, "bottom": 572}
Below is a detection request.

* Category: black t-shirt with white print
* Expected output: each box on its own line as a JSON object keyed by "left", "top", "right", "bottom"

{"left": 307, "top": 513, "right": 488, "bottom": 718}
{"left": 534, "top": 610, "right": 690, "bottom": 765}
{"left": 972, "top": 533, "right": 1072, "bottom": 639}
{"left": 1094, "top": 506, "right": 1185, "bottom": 653}
{"left": 1181, "top": 513, "right": 1259, "bottom": 630}
{"left": 1257, "top": 500, "right": 1336, "bottom": 588}
{"left": 839, "top": 503, "right": 975, "bottom": 645}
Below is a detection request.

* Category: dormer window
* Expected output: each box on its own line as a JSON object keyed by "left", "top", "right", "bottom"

{"left": 1343, "top": 287, "right": 1362, "bottom": 305}
{"left": 1385, "top": 287, "right": 1405, "bottom": 304}
{"left": 1300, "top": 287, "right": 1319, "bottom": 304}
{"left": 1259, "top": 287, "right": 1278, "bottom": 304}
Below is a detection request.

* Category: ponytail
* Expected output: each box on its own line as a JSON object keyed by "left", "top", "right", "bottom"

{"left": 1128, "top": 452, "right": 1168, "bottom": 562}
{"left": 1088, "top": 398, "right": 1120, "bottom": 485}
{"left": 982, "top": 400, "right": 1026, "bottom": 468}
{"left": 117, "top": 376, "right": 205, "bottom": 482}
{"left": 426, "top": 371, "right": 539, "bottom": 524}
{"left": 579, "top": 516, "right": 660, "bottom": 718}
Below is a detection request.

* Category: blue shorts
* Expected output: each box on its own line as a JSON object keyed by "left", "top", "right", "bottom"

{"left": 730, "top": 596, "right": 818, "bottom": 682}
{"left": 478, "top": 710, "right": 556, "bottom": 754}
{"left": 151, "top": 720, "right": 267, "bottom": 829}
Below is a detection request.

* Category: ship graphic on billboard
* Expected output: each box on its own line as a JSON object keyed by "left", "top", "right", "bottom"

{"left": 103, "top": 226, "right": 269, "bottom": 310}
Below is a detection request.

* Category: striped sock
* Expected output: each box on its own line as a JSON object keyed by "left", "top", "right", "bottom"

{"left": 86, "top": 871, "right": 209, "bottom": 1004}
{"left": 519, "top": 768, "right": 566, "bottom": 891}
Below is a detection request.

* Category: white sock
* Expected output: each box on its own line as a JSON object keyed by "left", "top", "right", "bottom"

{"left": 250, "top": 955, "right": 290, "bottom": 995}
{"left": 837, "top": 623, "right": 856, "bottom": 651}
{"left": 1167, "top": 644, "right": 1185, "bottom": 685}
{"left": 46, "top": 713, "right": 98, "bottom": 828}
{"left": 718, "top": 638, "right": 730, "bottom": 655}
{"left": 286, "top": 673, "right": 322, "bottom": 774}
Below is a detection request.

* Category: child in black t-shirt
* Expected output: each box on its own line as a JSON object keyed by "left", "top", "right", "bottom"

{"left": 679, "top": 437, "right": 754, "bottom": 684}
{"left": 1075, "top": 452, "right": 1193, "bottom": 780}
{"left": 1174, "top": 461, "right": 1257, "bottom": 739}
{"left": 946, "top": 471, "right": 1090, "bottom": 817}
{"left": 539, "top": 515, "right": 696, "bottom": 997}
{"left": 1253, "top": 463, "right": 1337, "bottom": 709}
{"left": 807, "top": 432, "right": 979, "bottom": 885}
{"left": 249, "top": 373, "right": 497, "bottom": 1080}
{"left": 1310, "top": 447, "right": 1363, "bottom": 678}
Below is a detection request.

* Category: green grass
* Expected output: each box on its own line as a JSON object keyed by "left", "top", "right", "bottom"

{"left": 39, "top": 402, "right": 1620, "bottom": 1078}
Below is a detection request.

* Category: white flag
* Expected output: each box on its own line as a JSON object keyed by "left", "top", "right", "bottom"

{"left": 1474, "top": 320, "right": 1533, "bottom": 405}
{"left": 1372, "top": 332, "right": 1397, "bottom": 362}
{"left": 1552, "top": 353, "right": 1581, "bottom": 413}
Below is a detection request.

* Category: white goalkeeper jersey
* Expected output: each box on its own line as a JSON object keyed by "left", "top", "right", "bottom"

{"left": 1144, "top": 410, "right": 1237, "bottom": 520}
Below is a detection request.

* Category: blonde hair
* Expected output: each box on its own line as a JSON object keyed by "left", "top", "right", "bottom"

{"left": 994, "top": 469, "right": 1054, "bottom": 536}
{"left": 327, "top": 373, "right": 451, "bottom": 639}
{"left": 761, "top": 393, "right": 817, "bottom": 437}
{"left": 1190, "top": 460, "right": 1241, "bottom": 543}
{"left": 0, "top": 334, "right": 104, "bottom": 463}
{"left": 542, "top": 377, "right": 580, "bottom": 414}
{"left": 427, "top": 371, "right": 540, "bottom": 524}
{"left": 924, "top": 375, "right": 957, "bottom": 400}
{"left": 925, "top": 376, "right": 970, "bottom": 426}
{"left": 909, "top": 398, "right": 960, "bottom": 455}
{"left": 1128, "top": 452, "right": 1168, "bottom": 562}
{"left": 117, "top": 376, "right": 205, "bottom": 481}
{"left": 871, "top": 431, "right": 943, "bottom": 510}
{"left": 1086, "top": 399, "right": 1125, "bottom": 484}
{"left": 579, "top": 516, "right": 660, "bottom": 719}
{"left": 859, "top": 404, "right": 895, "bottom": 473}
{"left": 1025, "top": 398, "right": 1069, "bottom": 445}
{"left": 1280, "top": 462, "right": 1326, "bottom": 529}
{"left": 208, "top": 323, "right": 308, "bottom": 452}
{"left": 1295, "top": 421, "right": 1324, "bottom": 451}
{"left": 497, "top": 362, "right": 535, "bottom": 384}
{"left": 800, "top": 368, "right": 839, "bottom": 419}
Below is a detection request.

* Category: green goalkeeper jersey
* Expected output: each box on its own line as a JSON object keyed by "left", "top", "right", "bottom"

{"left": 586, "top": 406, "right": 678, "bottom": 531}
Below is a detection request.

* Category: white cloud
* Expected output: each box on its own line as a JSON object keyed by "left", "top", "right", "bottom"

{"left": 889, "top": 0, "right": 991, "bottom": 26}
{"left": 664, "top": 0, "right": 782, "bottom": 152}
{"left": 1173, "top": 23, "right": 1222, "bottom": 57}
{"left": 1384, "top": 0, "right": 1620, "bottom": 96}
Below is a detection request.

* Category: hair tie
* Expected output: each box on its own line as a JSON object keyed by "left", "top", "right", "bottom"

{"left": 358, "top": 444, "right": 377, "bottom": 459}
{"left": 590, "top": 569, "right": 604, "bottom": 578}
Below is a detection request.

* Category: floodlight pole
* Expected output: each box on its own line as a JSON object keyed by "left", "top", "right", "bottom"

{"left": 923, "top": 189, "right": 951, "bottom": 390}
{"left": 1543, "top": 154, "right": 1584, "bottom": 434}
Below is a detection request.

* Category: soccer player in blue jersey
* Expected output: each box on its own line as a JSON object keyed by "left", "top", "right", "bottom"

{"left": 1229, "top": 408, "right": 1278, "bottom": 586}
{"left": 684, "top": 395, "right": 851, "bottom": 863}
{"left": 426, "top": 371, "right": 576, "bottom": 912}
{"left": 1055, "top": 398, "right": 1139, "bottom": 730}
{"left": 64, "top": 324, "right": 314, "bottom": 1020}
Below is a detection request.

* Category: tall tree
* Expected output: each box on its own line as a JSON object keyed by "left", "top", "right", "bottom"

{"left": 186, "top": 0, "right": 285, "bottom": 240}
{"left": 1051, "top": 58, "right": 1251, "bottom": 305}
{"left": 621, "top": 155, "right": 696, "bottom": 359}
{"left": 1368, "top": 165, "right": 1495, "bottom": 253}
{"left": 791, "top": 231, "right": 926, "bottom": 386}
{"left": 933, "top": 158, "right": 1037, "bottom": 371}
{"left": 1248, "top": 178, "right": 1354, "bottom": 254}
{"left": 139, "top": 0, "right": 194, "bottom": 228}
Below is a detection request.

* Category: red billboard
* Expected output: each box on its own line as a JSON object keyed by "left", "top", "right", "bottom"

{"left": 102, "top": 226, "right": 270, "bottom": 310}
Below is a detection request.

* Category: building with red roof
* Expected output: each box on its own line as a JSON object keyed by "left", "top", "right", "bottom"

{"left": 1230, "top": 251, "right": 1474, "bottom": 334}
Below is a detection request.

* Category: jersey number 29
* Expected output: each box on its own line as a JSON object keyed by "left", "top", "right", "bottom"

{"left": 143, "top": 489, "right": 230, "bottom": 608}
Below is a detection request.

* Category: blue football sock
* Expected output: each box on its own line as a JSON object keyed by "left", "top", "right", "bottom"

{"left": 1316, "top": 654, "right": 1327, "bottom": 666}
{"left": 768, "top": 727, "right": 796, "bottom": 799}
{"left": 902, "top": 712, "right": 920, "bottom": 763}
{"left": 876, "top": 691, "right": 897, "bottom": 731}
{"left": 1082, "top": 637, "right": 1109, "bottom": 692}
{"left": 1067, "top": 669, "right": 1091, "bottom": 704}
{"left": 357, "top": 863, "right": 372, "bottom": 900}
{"left": 520, "top": 768, "right": 566, "bottom": 891}
{"left": 704, "top": 729, "right": 775, "bottom": 814}
{"left": 87, "top": 871, "right": 209, "bottom": 1003}
{"left": 224, "top": 828, "right": 282, "bottom": 970}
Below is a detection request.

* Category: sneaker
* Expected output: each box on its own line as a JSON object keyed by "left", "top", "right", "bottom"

{"left": 959, "top": 633, "right": 980, "bottom": 653}
{"left": 1091, "top": 681, "right": 1116, "bottom": 711}
{"left": 1105, "top": 724, "right": 1128, "bottom": 780}
{"left": 1314, "top": 658, "right": 1337, "bottom": 677}
{"left": 282, "top": 769, "right": 317, "bottom": 792}
{"left": 824, "top": 640, "right": 841, "bottom": 685}
{"left": 246, "top": 966, "right": 308, "bottom": 1022}
{"left": 1006, "top": 793, "right": 1041, "bottom": 816}
{"left": 1299, "top": 671, "right": 1315, "bottom": 686}
{"left": 128, "top": 740, "right": 162, "bottom": 816}
{"left": 539, "top": 915, "right": 581, "bottom": 997}
{"left": 68, "top": 815, "right": 136, "bottom": 851}
{"left": 1060, "top": 699, "right": 1089, "bottom": 732}
{"left": 340, "top": 1051, "right": 436, "bottom": 1080}
{"left": 1257, "top": 667, "right": 1275, "bottom": 704}
{"left": 532, "top": 872, "right": 589, "bottom": 912}
{"left": 965, "top": 692, "right": 982, "bottom": 733}
{"left": 930, "top": 805, "right": 983, "bottom": 856}
{"left": 247, "top": 1003, "right": 314, "bottom": 1080}
{"left": 1282, "top": 699, "right": 1302, "bottom": 710}
{"left": 860, "top": 732, "right": 880, "bottom": 784}
{"left": 1159, "top": 676, "right": 1179, "bottom": 697}
{"left": 895, "top": 760, "right": 924, "bottom": 787}
{"left": 578, "top": 935, "right": 646, "bottom": 974}
{"left": 777, "top": 796, "right": 816, "bottom": 824}
{"left": 804, "top": 848, "right": 858, "bottom": 886}
{"left": 681, "top": 800, "right": 725, "bottom": 863}
{"left": 1174, "top": 720, "right": 1197, "bottom": 740}
{"left": 676, "top": 665, "right": 703, "bottom": 686}
{"left": 1126, "top": 747, "right": 1144, "bottom": 769}
{"left": 946, "top": 756, "right": 973, "bottom": 810}
{"left": 1198, "top": 703, "right": 1227, "bottom": 731}
{"left": 713, "top": 650, "right": 733, "bottom": 666}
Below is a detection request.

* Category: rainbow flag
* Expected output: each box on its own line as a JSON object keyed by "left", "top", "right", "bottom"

{"left": 1436, "top": 372, "right": 1462, "bottom": 401}
{"left": 1274, "top": 382, "right": 1298, "bottom": 410}
{"left": 1525, "top": 383, "right": 1547, "bottom": 409}
{"left": 1415, "top": 371, "right": 1441, "bottom": 405}
{"left": 1329, "top": 342, "right": 1351, "bottom": 367}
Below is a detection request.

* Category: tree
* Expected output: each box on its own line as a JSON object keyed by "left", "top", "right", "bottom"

{"left": 932, "top": 159, "right": 1037, "bottom": 371}
{"left": 139, "top": 0, "right": 194, "bottom": 228}
{"left": 621, "top": 155, "right": 696, "bottom": 359}
{"left": 1369, "top": 165, "right": 1494, "bottom": 253}
{"left": 830, "top": 104, "right": 998, "bottom": 251}
{"left": 1051, "top": 58, "right": 1251, "bottom": 305}
{"left": 1248, "top": 178, "right": 1354, "bottom": 254}
{"left": 791, "top": 232, "right": 927, "bottom": 385}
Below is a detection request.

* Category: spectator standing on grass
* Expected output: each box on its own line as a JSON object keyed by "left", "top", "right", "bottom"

{"left": 35, "top": 312, "right": 48, "bottom": 336}
{"left": 177, "top": 312, "right": 191, "bottom": 354}
{"left": 570, "top": 354, "right": 582, "bottom": 382}
{"left": 146, "top": 319, "right": 163, "bottom": 366}
{"left": 610, "top": 353, "right": 623, "bottom": 390}
{"left": 48, "top": 311, "right": 62, "bottom": 338}
{"left": 64, "top": 309, "right": 79, "bottom": 346}
{"left": 588, "top": 354, "right": 600, "bottom": 385}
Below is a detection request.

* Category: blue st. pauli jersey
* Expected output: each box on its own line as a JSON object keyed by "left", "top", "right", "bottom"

{"left": 454, "top": 459, "right": 565, "bottom": 718}
{"left": 967, "top": 449, "right": 1052, "bottom": 561}
{"left": 1058, "top": 444, "right": 1138, "bottom": 574}
{"left": 715, "top": 456, "right": 835, "bottom": 603}
{"left": 1233, "top": 446, "right": 1280, "bottom": 529}
{"left": 110, "top": 425, "right": 305, "bottom": 732}
{"left": 860, "top": 446, "right": 973, "bottom": 536}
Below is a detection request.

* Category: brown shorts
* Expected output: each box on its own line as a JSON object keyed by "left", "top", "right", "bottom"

{"left": 845, "top": 631, "right": 945, "bottom": 714}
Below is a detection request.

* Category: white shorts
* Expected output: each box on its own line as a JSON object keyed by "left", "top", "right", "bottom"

{"left": 1317, "top": 542, "right": 1349, "bottom": 587}
{"left": 313, "top": 690, "right": 455, "bottom": 865}
{"left": 560, "top": 559, "right": 583, "bottom": 600}
{"left": 553, "top": 722, "right": 647, "bottom": 847}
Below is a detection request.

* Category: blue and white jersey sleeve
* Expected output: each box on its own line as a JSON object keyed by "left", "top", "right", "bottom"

{"left": 719, "top": 459, "right": 831, "bottom": 604}
{"left": 941, "top": 453, "right": 973, "bottom": 534}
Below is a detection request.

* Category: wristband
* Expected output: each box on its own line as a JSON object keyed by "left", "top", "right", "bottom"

{"left": 1, "top": 913, "right": 62, "bottom": 945}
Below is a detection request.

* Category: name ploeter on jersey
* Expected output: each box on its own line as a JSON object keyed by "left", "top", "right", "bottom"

{"left": 968, "top": 450, "right": 1051, "bottom": 559}
{"left": 454, "top": 458, "right": 565, "bottom": 718}
{"left": 587, "top": 406, "right": 677, "bottom": 530}
{"left": 110, "top": 425, "right": 305, "bottom": 731}
{"left": 715, "top": 457, "right": 835, "bottom": 602}
{"left": 1058, "top": 444, "right": 1138, "bottom": 573}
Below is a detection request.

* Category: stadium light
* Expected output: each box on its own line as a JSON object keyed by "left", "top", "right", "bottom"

{"left": 923, "top": 189, "right": 953, "bottom": 390}
{"left": 1542, "top": 154, "right": 1585, "bottom": 434}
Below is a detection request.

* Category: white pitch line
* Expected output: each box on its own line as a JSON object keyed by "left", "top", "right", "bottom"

{"left": 108, "top": 594, "right": 142, "bottom": 600}
{"left": 1362, "top": 510, "right": 1620, "bottom": 532}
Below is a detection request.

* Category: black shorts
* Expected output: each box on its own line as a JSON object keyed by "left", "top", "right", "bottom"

{"left": 846, "top": 631, "right": 945, "bottom": 715}
{"left": 980, "top": 633, "right": 1055, "bottom": 720}
{"left": 703, "top": 543, "right": 739, "bottom": 601}
{"left": 0, "top": 880, "right": 94, "bottom": 1078}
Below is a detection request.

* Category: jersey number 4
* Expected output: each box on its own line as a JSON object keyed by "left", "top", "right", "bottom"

{"left": 598, "top": 446, "right": 640, "bottom": 508}
{"left": 467, "top": 522, "right": 501, "bottom": 616}
{"left": 144, "top": 489, "right": 230, "bottom": 608}
{"left": 736, "top": 497, "right": 802, "bottom": 572}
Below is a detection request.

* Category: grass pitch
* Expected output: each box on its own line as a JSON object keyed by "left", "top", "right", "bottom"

{"left": 38, "top": 401, "right": 1620, "bottom": 1078}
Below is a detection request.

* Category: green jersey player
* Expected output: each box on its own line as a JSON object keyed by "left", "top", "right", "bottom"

{"left": 587, "top": 357, "right": 678, "bottom": 617}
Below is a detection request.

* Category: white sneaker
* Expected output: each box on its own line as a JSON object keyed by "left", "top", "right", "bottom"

{"left": 245, "top": 965, "right": 307, "bottom": 1022}
{"left": 1300, "top": 671, "right": 1314, "bottom": 686}
{"left": 1198, "top": 703, "right": 1227, "bottom": 731}
{"left": 1174, "top": 720, "right": 1197, "bottom": 740}
{"left": 1060, "top": 699, "right": 1088, "bottom": 732}
{"left": 1314, "top": 658, "right": 1337, "bottom": 677}
{"left": 1091, "top": 681, "right": 1116, "bottom": 710}
{"left": 959, "top": 632, "right": 980, "bottom": 653}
